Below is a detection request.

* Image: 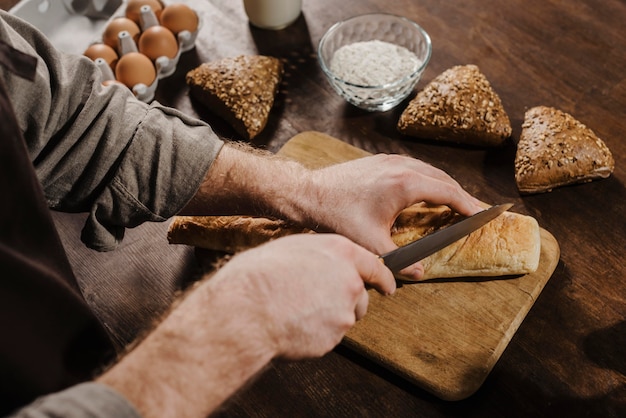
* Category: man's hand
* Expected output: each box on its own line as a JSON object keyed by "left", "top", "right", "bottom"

{"left": 297, "top": 154, "right": 484, "bottom": 279}
{"left": 98, "top": 233, "right": 394, "bottom": 417}
{"left": 180, "top": 145, "right": 483, "bottom": 281}
{"left": 225, "top": 233, "right": 395, "bottom": 359}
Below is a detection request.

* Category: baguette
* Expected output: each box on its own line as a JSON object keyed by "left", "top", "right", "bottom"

{"left": 168, "top": 215, "right": 312, "bottom": 254}
{"left": 391, "top": 204, "right": 540, "bottom": 279}
{"left": 168, "top": 203, "right": 541, "bottom": 280}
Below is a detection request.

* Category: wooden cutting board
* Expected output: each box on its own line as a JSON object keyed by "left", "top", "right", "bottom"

{"left": 278, "top": 131, "right": 560, "bottom": 401}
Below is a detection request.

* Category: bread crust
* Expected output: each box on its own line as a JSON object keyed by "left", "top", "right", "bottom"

{"left": 397, "top": 65, "right": 512, "bottom": 146}
{"left": 168, "top": 203, "right": 541, "bottom": 280}
{"left": 186, "top": 55, "right": 283, "bottom": 139}
{"left": 390, "top": 204, "right": 540, "bottom": 279}
{"left": 168, "top": 216, "right": 311, "bottom": 253}
{"left": 514, "top": 106, "right": 615, "bottom": 194}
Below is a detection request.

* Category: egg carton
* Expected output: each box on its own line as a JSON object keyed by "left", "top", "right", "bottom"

{"left": 11, "top": 0, "right": 200, "bottom": 102}
{"left": 9, "top": 0, "right": 123, "bottom": 54}
{"left": 95, "top": 2, "right": 202, "bottom": 102}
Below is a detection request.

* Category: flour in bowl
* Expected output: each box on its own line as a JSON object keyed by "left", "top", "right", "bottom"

{"left": 329, "top": 40, "right": 420, "bottom": 86}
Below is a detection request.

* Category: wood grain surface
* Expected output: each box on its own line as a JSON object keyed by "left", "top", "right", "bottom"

{"left": 4, "top": 0, "right": 626, "bottom": 416}
{"left": 279, "top": 131, "right": 560, "bottom": 400}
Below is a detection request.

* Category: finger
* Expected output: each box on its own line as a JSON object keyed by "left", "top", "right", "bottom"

{"left": 354, "top": 287, "right": 369, "bottom": 320}
{"left": 397, "top": 261, "right": 425, "bottom": 281}
{"left": 352, "top": 244, "right": 396, "bottom": 296}
{"left": 374, "top": 235, "right": 426, "bottom": 281}
{"left": 393, "top": 157, "right": 483, "bottom": 215}
{"left": 407, "top": 176, "right": 483, "bottom": 216}
{"left": 410, "top": 159, "right": 455, "bottom": 181}
{"left": 396, "top": 156, "right": 461, "bottom": 186}
{"left": 364, "top": 231, "right": 422, "bottom": 280}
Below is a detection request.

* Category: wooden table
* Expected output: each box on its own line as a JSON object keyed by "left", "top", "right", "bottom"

{"left": 4, "top": 0, "right": 626, "bottom": 416}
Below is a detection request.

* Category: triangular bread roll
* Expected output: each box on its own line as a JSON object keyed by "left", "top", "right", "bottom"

{"left": 397, "top": 64, "right": 512, "bottom": 146}
{"left": 514, "top": 106, "right": 614, "bottom": 194}
{"left": 186, "top": 55, "right": 283, "bottom": 140}
{"left": 168, "top": 203, "right": 541, "bottom": 280}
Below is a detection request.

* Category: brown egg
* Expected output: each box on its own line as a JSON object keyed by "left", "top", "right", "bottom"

{"left": 138, "top": 26, "right": 178, "bottom": 60}
{"left": 115, "top": 52, "right": 157, "bottom": 88}
{"left": 103, "top": 17, "right": 141, "bottom": 51}
{"left": 126, "top": 0, "right": 163, "bottom": 26}
{"left": 159, "top": 4, "right": 199, "bottom": 34}
{"left": 84, "top": 43, "right": 119, "bottom": 69}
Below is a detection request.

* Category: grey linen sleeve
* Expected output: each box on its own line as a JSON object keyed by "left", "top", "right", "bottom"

{"left": 9, "top": 383, "right": 141, "bottom": 418}
{"left": 0, "top": 11, "right": 223, "bottom": 251}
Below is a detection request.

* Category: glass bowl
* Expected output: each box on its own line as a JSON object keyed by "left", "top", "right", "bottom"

{"left": 318, "top": 13, "right": 432, "bottom": 112}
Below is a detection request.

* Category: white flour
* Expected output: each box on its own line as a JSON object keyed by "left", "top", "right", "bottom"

{"left": 329, "top": 40, "right": 421, "bottom": 86}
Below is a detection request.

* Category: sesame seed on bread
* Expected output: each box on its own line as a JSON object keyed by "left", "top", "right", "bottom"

{"left": 514, "top": 106, "right": 614, "bottom": 194}
{"left": 397, "top": 64, "right": 512, "bottom": 146}
{"left": 186, "top": 55, "right": 283, "bottom": 140}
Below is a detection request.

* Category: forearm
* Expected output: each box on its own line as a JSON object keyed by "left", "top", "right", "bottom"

{"left": 180, "top": 145, "right": 482, "bottom": 276}
{"left": 97, "top": 273, "right": 276, "bottom": 418}
{"left": 179, "top": 142, "right": 315, "bottom": 226}
{"left": 97, "top": 231, "right": 396, "bottom": 417}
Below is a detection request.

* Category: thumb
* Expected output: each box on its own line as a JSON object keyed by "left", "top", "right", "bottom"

{"left": 377, "top": 235, "right": 425, "bottom": 282}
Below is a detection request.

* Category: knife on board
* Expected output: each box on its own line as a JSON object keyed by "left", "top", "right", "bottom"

{"left": 380, "top": 203, "right": 514, "bottom": 273}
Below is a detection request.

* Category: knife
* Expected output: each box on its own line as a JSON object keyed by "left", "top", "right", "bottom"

{"left": 380, "top": 203, "right": 513, "bottom": 273}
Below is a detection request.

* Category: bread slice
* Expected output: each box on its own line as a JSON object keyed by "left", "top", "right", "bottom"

{"left": 168, "top": 203, "right": 541, "bottom": 280}
{"left": 186, "top": 55, "right": 283, "bottom": 140}
{"left": 514, "top": 106, "right": 614, "bottom": 194}
{"left": 397, "top": 64, "right": 512, "bottom": 146}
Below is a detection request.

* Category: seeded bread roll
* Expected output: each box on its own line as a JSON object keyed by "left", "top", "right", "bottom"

{"left": 168, "top": 203, "right": 541, "bottom": 280}
{"left": 514, "top": 106, "right": 615, "bottom": 194}
{"left": 186, "top": 55, "right": 283, "bottom": 140}
{"left": 397, "top": 64, "right": 512, "bottom": 146}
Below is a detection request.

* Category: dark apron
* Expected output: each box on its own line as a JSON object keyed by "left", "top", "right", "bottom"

{"left": 0, "top": 40, "right": 113, "bottom": 414}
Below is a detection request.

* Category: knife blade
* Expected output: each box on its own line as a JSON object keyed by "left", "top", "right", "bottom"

{"left": 380, "top": 203, "right": 513, "bottom": 273}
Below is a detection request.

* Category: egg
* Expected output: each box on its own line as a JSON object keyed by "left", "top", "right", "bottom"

{"left": 84, "top": 43, "right": 118, "bottom": 69}
{"left": 126, "top": 0, "right": 163, "bottom": 26}
{"left": 138, "top": 26, "right": 178, "bottom": 60}
{"left": 103, "top": 17, "right": 141, "bottom": 51}
{"left": 115, "top": 52, "right": 157, "bottom": 89}
{"left": 159, "top": 4, "right": 199, "bottom": 34}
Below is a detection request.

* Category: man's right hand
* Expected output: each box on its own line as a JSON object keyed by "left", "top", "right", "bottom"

{"left": 98, "top": 233, "right": 395, "bottom": 417}
{"left": 221, "top": 233, "right": 396, "bottom": 359}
